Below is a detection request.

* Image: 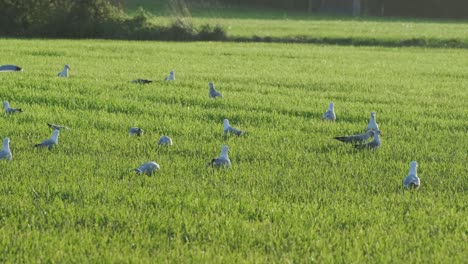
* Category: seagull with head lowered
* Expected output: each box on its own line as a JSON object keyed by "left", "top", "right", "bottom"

{"left": 35, "top": 129, "right": 60, "bottom": 150}
{"left": 135, "top": 161, "right": 160, "bottom": 175}
{"left": 164, "top": 70, "right": 175, "bottom": 81}
{"left": 366, "top": 111, "right": 379, "bottom": 131}
{"left": 355, "top": 130, "right": 381, "bottom": 150}
{"left": 47, "top": 123, "right": 69, "bottom": 130}
{"left": 0, "top": 137, "right": 12, "bottom": 161}
{"left": 223, "top": 119, "right": 245, "bottom": 136}
{"left": 158, "top": 135, "right": 173, "bottom": 146}
{"left": 0, "top": 65, "right": 22, "bottom": 72}
{"left": 208, "top": 145, "right": 231, "bottom": 169}
{"left": 209, "top": 82, "right": 223, "bottom": 98}
{"left": 323, "top": 102, "right": 336, "bottom": 121}
{"left": 3, "top": 101, "right": 22, "bottom": 114}
{"left": 58, "top": 64, "right": 70, "bottom": 78}
{"left": 334, "top": 130, "right": 375, "bottom": 145}
{"left": 129, "top": 127, "right": 144, "bottom": 136}
{"left": 403, "top": 161, "right": 420, "bottom": 189}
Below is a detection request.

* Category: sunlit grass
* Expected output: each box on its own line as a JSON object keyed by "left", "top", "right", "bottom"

{"left": 0, "top": 39, "right": 467, "bottom": 262}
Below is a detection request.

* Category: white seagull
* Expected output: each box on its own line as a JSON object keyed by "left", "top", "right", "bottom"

{"left": 208, "top": 145, "right": 231, "bottom": 169}
{"left": 0, "top": 137, "right": 12, "bottom": 161}
{"left": 366, "top": 111, "right": 379, "bottom": 131}
{"left": 35, "top": 129, "right": 60, "bottom": 150}
{"left": 355, "top": 130, "right": 381, "bottom": 150}
{"left": 334, "top": 130, "right": 375, "bottom": 145}
{"left": 403, "top": 161, "right": 420, "bottom": 189}
{"left": 58, "top": 64, "right": 70, "bottom": 78}
{"left": 135, "top": 161, "right": 160, "bottom": 175}
{"left": 209, "top": 82, "right": 223, "bottom": 98}
{"left": 3, "top": 101, "right": 22, "bottom": 114}
{"left": 0, "top": 65, "right": 22, "bottom": 72}
{"left": 323, "top": 102, "right": 336, "bottom": 121}
{"left": 129, "top": 127, "right": 144, "bottom": 136}
{"left": 223, "top": 119, "right": 245, "bottom": 136}
{"left": 164, "top": 70, "right": 175, "bottom": 81}
{"left": 47, "top": 123, "right": 69, "bottom": 130}
{"left": 158, "top": 135, "right": 173, "bottom": 145}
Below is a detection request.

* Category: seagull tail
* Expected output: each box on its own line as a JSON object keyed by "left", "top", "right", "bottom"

{"left": 333, "top": 137, "right": 348, "bottom": 143}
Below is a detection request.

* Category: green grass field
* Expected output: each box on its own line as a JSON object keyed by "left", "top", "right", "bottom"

{"left": 1, "top": 38, "right": 467, "bottom": 262}
{"left": 125, "top": 0, "right": 468, "bottom": 45}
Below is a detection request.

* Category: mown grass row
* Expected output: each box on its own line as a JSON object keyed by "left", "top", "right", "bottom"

{"left": 0, "top": 39, "right": 467, "bottom": 262}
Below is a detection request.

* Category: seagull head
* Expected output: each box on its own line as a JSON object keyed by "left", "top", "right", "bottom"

{"left": 328, "top": 102, "right": 334, "bottom": 110}
{"left": 370, "top": 111, "right": 376, "bottom": 118}
{"left": 64, "top": 64, "right": 70, "bottom": 70}
{"left": 410, "top": 161, "right": 418, "bottom": 169}
{"left": 3, "top": 137, "right": 9, "bottom": 146}
{"left": 3, "top": 101, "right": 10, "bottom": 108}
{"left": 221, "top": 145, "right": 229, "bottom": 156}
{"left": 170, "top": 70, "right": 174, "bottom": 75}
{"left": 223, "top": 119, "right": 230, "bottom": 129}
{"left": 209, "top": 82, "right": 214, "bottom": 88}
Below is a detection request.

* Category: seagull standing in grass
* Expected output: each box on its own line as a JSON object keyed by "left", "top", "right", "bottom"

{"left": 366, "top": 111, "right": 379, "bottom": 131}
{"left": 135, "top": 161, "right": 160, "bottom": 175}
{"left": 209, "top": 82, "right": 223, "bottom": 98}
{"left": 58, "top": 64, "right": 70, "bottom": 78}
{"left": 129, "top": 127, "right": 144, "bottom": 136}
{"left": 209, "top": 145, "right": 231, "bottom": 169}
{"left": 158, "top": 135, "right": 173, "bottom": 145}
{"left": 164, "top": 70, "right": 175, "bottom": 81}
{"left": 0, "top": 137, "right": 12, "bottom": 161}
{"left": 355, "top": 130, "right": 381, "bottom": 150}
{"left": 35, "top": 129, "right": 59, "bottom": 150}
{"left": 334, "top": 130, "right": 375, "bottom": 145}
{"left": 323, "top": 102, "right": 336, "bottom": 121}
{"left": 403, "top": 161, "right": 420, "bottom": 189}
{"left": 223, "top": 119, "right": 245, "bottom": 136}
{"left": 3, "top": 101, "right": 22, "bottom": 114}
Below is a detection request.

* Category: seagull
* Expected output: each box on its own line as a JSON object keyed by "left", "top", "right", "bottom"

{"left": 208, "top": 145, "right": 231, "bottom": 169}
{"left": 223, "top": 119, "right": 245, "bottom": 136}
{"left": 58, "top": 64, "right": 70, "bottom": 78}
{"left": 35, "top": 129, "right": 59, "bottom": 150}
{"left": 403, "top": 161, "right": 420, "bottom": 189}
{"left": 0, "top": 137, "right": 12, "bottom": 161}
{"left": 135, "top": 161, "right": 160, "bottom": 175}
{"left": 209, "top": 82, "right": 223, "bottom": 98}
{"left": 366, "top": 111, "right": 379, "bottom": 131}
{"left": 164, "top": 70, "right": 175, "bottom": 81}
{"left": 334, "top": 130, "right": 375, "bottom": 145}
{"left": 132, "top": 79, "right": 153, "bottom": 84}
{"left": 129, "top": 127, "right": 144, "bottom": 136}
{"left": 3, "top": 101, "right": 22, "bottom": 114}
{"left": 47, "top": 123, "right": 69, "bottom": 130}
{"left": 355, "top": 130, "right": 381, "bottom": 150}
{"left": 0, "top": 65, "right": 22, "bottom": 72}
{"left": 323, "top": 102, "right": 336, "bottom": 121}
{"left": 158, "top": 135, "right": 173, "bottom": 145}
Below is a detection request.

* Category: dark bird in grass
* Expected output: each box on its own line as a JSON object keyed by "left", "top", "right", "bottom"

{"left": 354, "top": 130, "right": 381, "bottom": 150}
{"left": 35, "top": 129, "right": 59, "bottom": 150}
{"left": 334, "top": 130, "right": 375, "bottom": 145}
{"left": 0, "top": 65, "right": 22, "bottom": 72}
{"left": 129, "top": 127, "right": 144, "bottom": 136}
{"left": 58, "top": 64, "right": 70, "bottom": 78}
{"left": 403, "top": 161, "right": 420, "bottom": 189}
{"left": 3, "top": 101, "right": 22, "bottom": 114}
{"left": 323, "top": 102, "right": 336, "bottom": 121}
{"left": 208, "top": 145, "right": 231, "bottom": 169}
{"left": 47, "top": 123, "right": 69, "bottom": 130}
{"left": 132, "top": 79, "right": 153, "bottom": 84}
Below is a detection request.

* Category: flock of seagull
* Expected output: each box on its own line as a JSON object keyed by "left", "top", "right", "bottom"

{"left": 1, "top": 64, "right": 420, "bottom": 189}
